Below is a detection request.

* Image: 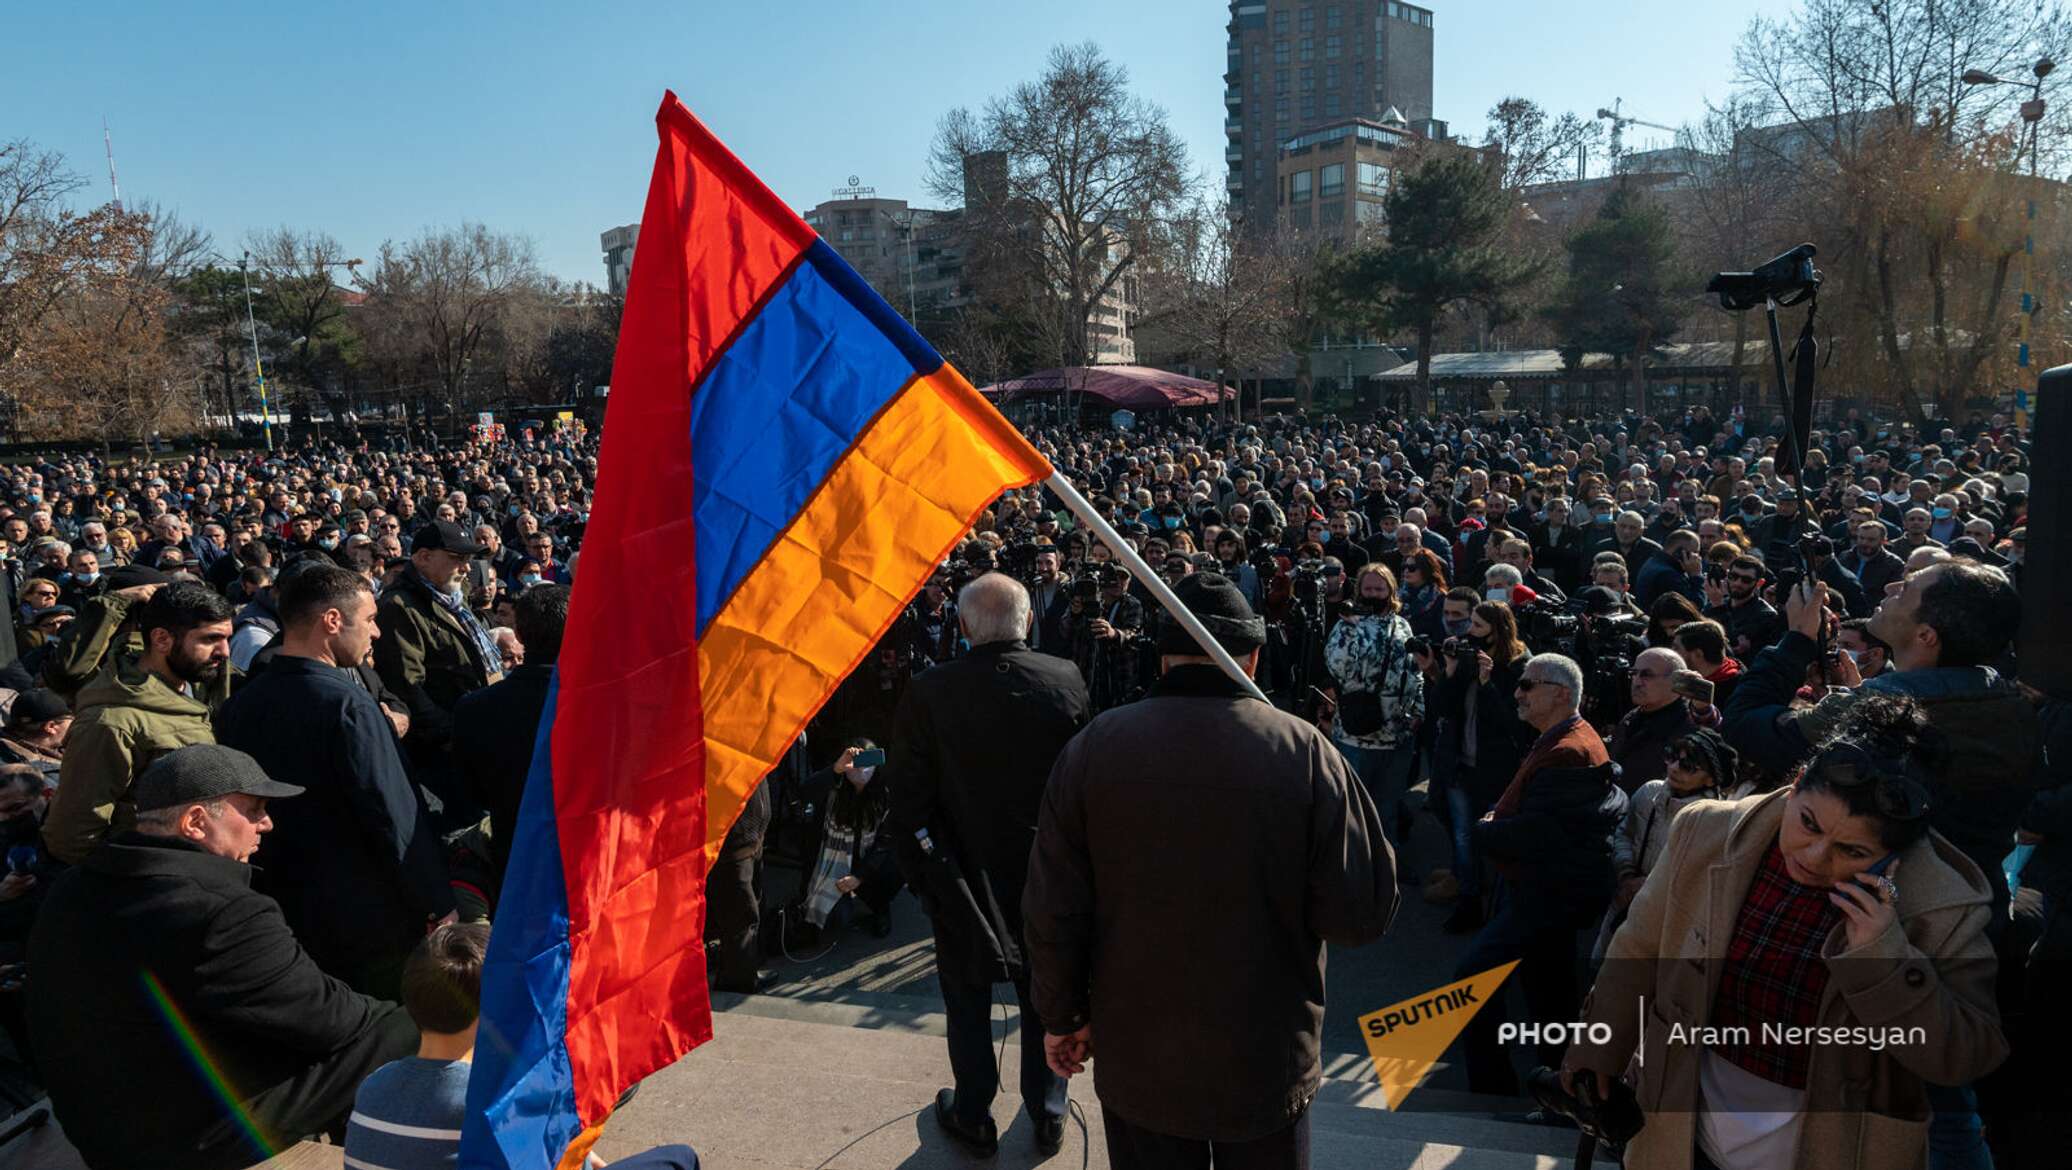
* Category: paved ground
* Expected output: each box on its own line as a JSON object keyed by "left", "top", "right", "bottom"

{"left": 757, "top": 781, "right": 1497, "bottom": 1093}
{"left": 0, "top": 784, "right": 1564, "bottom": 1170}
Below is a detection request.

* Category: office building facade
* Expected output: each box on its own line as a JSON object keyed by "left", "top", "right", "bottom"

{"left": 1226, "top": 0, "right": 1437, "bottom": 228}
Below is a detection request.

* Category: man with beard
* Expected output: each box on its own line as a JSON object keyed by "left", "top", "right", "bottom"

{"left": 42, "top": 583, "right": 233, "bottom": 863}
{"left": 375, "top": 520, "right": 501, "bottom": 827}
{"left": 1703, "top": 554, "right": 1784, "bottom": 662}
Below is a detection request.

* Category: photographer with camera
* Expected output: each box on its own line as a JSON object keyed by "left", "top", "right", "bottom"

{"left": 1563, "top": 696, "right": 2007, "bottom": 1170}
{"left": 1606, "top": 647, "right": 1722, "bottom": 796}
{"left": 1063, "top": 564, "right": 1146, "bottom": 714}
{"left": 1427, "top": 601, "right": 1532, "bottom": 934}
{"left": 1323, "top": 565, "right": 1424, "bottom": 861}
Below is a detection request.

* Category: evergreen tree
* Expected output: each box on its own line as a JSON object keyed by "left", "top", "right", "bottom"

{"left": 1322, "top": 151, "right": 1537, "bottom": 411}
{"left": 1541, "top": 185, "right": 1685, "bottom": 414}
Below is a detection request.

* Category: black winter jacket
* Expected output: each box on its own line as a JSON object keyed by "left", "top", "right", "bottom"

{"left": 28, "top": 835, "right": 415, "bottom": 1170}
{"left": 1474, "top": 761, "right": 1628, "bottom": 928}
{"left": 888, "top": 640, "right": 1090, "bottom": 984}
{"left": 215, "top": 656, "right": 454, "bottom": 977}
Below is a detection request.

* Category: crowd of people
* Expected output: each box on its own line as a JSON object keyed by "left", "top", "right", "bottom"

{"left": 0, "top": 398, "right": 2057, "bottom": 1170}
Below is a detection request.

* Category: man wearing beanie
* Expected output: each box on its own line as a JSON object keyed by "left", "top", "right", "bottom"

{"left": 1025, "top": 571, "right": 1398, "bottom": 1170}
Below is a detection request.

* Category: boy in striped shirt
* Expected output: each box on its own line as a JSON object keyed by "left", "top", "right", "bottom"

{"left": 343, "top": 922, "right": 698, "bottom": 1170}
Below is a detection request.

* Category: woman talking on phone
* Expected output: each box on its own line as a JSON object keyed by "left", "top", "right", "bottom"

{"left": 1561, "top": 695, "right": 2006, "bottom": 1170}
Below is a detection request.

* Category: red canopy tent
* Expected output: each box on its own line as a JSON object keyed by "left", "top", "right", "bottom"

{"left": 975, "top": 365, "right": 1234, "bottom": 410}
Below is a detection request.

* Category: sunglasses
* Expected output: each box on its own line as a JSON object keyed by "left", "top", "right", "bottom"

{"left": 1727, "top": 572, "right": 1762, "bottom": 585}
{"left": 1515, "top": 678, "right": 1547, "bottom": 692}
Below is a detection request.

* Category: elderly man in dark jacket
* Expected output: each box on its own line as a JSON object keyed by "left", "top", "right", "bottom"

{"left": 1452, "top": 652, "right": 1625, "bottom": 1097}
{"left": 374, "top": 520, "right": 501, "bottom": 827}
{"left": 216, "top": 563, "right": 453, "bottom": 997}
{"left": 1024, "top": 572, "right": 1397, "bottom": 1170}
{"left": 28, "top": 746, "right": 417, "bottom": 1170}
{"left": 890, "top": 571, "right": 1091, "bottom": 1158}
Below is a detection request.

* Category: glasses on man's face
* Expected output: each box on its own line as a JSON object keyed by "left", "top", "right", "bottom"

{"left": 1629, "top": 668, "right": 1670, "bottom": 680}
{"left": 1515, "top": 678, "right": 1544, "bottom": 692}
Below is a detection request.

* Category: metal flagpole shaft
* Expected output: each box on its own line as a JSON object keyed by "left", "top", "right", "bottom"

{"left": 1043, "top": 471, "right": 1270, "bottom": 703}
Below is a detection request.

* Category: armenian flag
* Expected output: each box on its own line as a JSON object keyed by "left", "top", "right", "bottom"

{"left": 460, "top": 92, "right": 1051, "bottom": 1170}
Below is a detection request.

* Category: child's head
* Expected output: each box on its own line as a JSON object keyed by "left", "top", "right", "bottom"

{"left": 402, "top": 921, "right": 491, "bottom": 1040}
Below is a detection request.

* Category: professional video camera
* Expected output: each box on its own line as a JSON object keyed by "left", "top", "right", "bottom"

{"left": 1070, "top": 561, "right": 1124, "bottom": 605}
{"left": 1288, "top": 557, "right": 1330, "bottom": 605}
{"left": 1579, "top": 611, "right": 1650, "bottom": 725}
{"left": 1525, "top": 1066, "right": 1643, "bottom": 1169}
{"left": 1516, "top": 598, "right": 1581, "bottom": 657}
{"left": 1771, "top": 533, "right": 1835, "bottom": 605}
{"left": 1707, "top": 243, "right": 1823, "bottom": 480}
{"left": 1705, "top": 243, "right": 1820, "bottom": 311}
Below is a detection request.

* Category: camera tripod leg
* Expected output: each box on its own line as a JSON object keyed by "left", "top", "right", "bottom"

{"left": 1764, "top": 299, "right": 1802, "bottom": 481}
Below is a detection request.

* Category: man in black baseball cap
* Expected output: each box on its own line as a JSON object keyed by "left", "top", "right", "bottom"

{"left": 28, "top": 744, "right": 417, "bottom": 1170}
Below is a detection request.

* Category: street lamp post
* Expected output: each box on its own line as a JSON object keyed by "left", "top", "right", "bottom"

{"left": 1964, "top": 58, "right": 2054, "bottom": 374}
{"left": 238, "top": 254, "right": 276, "bottom": 452}
{"left": 238, "top": 253, "right": 362, "bottom": 451}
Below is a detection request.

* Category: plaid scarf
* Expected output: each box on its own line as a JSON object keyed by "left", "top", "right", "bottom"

{"left": 1710, "top": 843, "right": 1841, "bottom": 1088}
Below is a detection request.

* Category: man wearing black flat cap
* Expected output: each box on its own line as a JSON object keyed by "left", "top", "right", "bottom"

{"left": 28, "top": 745, "right": 418, "bottom": 1170}
{"left": 1024, "top": 572, "right": 1398, "bottom": 1170}
{"left": 374, "top": 519, "right": 503, "bottom": 827}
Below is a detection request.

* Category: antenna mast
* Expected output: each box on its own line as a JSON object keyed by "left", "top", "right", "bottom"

{"left": 102, "top": 118, "right": 123, "bottom": 211}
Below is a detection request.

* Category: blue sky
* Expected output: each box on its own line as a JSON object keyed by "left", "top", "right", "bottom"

{"left": 11, "top": 0, "right": 1795, "bottom": 284}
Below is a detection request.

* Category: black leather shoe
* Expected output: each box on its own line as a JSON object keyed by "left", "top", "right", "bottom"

{"left": 1033, "top": 1115, "right": 1065, "bottom": 1157}
{"left": 935, "top": 1089, "right": 998, "bottom": 1156}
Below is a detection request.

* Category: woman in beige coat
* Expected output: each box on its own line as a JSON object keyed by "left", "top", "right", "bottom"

{"left": 1561, "top": 697, "right": 2006, "bottom": 1170}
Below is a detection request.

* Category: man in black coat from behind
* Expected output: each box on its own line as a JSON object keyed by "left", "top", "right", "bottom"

{"left": 889, "top": 571, "right": 1091, "bottom": 1158}
{"left": 1023, "top": 572, "right": 1398, "bottom": 1170}
{"left": 453, "top": 583, "right": 569, "bottom": 893}
{"left": 28, "top": 745, "right": 417, "bottom": 1170}
{"left": 215, "top": 563, "right": 454, "bottom": 998}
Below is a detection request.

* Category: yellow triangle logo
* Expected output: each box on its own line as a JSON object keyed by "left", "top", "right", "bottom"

{"left": 1357, "top": 961, "right": 1519, "bottom": 1109}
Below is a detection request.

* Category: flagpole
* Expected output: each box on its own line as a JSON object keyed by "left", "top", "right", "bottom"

{"left": 1044, "top": 471, "right": 1270, "bottom": 703}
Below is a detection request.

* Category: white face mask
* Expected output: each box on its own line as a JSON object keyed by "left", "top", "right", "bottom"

{"left": 1486, "top": 586, "right": 1512, "bottom": 603}
{"left": 853, "top": 765, "right": 877, "bottom": 783}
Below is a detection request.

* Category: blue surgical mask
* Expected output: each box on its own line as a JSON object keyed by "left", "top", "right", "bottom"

{"left": 1594, "top": 513, "right": 1613, "bottom": 525}
{"left": 1162, "top": 515, "right": 1181, "bottom": 529}
{"left": 520, "top": 574, "right": 544, "bottom": 587}
{"left": 1932, "top": 507, "right": 1953, "bottom": 520}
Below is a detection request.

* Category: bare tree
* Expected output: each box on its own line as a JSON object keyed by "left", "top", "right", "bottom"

{"left": 354, "top": 224, "right": 543, "bottom": 427}
{"left": 1134, "top": 199, "right": 1287, "bottom": 422}
{"left": 0, "top": 140, "right": 136, "bottom": 384}
{"left": 245, "top": 226, "right": 361, "bottom": 421}
{"left": 1735, "top": 0, "right": 2072, "bottom": 419}
{"left": 1483, "top": 97, "right": 1603, "bottom": 190}
{"left": 929, "top": 43, "right": 1194, "bottom": 370}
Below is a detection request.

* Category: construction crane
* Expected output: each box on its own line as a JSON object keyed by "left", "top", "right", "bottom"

{"left": 1596, "top": 98, "right": 1680, "bottom": 175}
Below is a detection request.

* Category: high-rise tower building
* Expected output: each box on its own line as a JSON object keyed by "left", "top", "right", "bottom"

{"left": 1225, "top": 1, "right": 1437, "bottom": 229}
